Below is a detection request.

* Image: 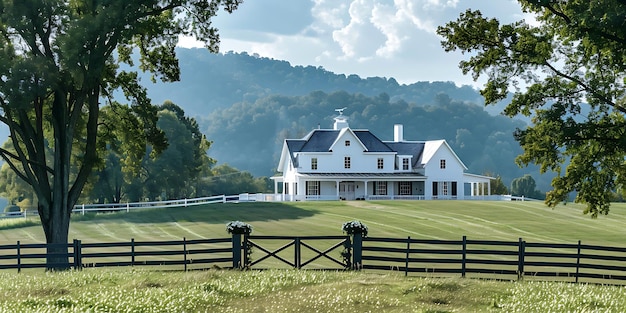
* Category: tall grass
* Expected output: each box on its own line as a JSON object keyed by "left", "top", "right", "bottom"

{"left": 0, "top": 268, "right": 625, "bottom": 312}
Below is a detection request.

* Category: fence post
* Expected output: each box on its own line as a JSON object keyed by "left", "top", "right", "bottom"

{"left": 405, "top": 236, "right": 410, "bottom": 276}
{"left": 82, "top": 204, "right": 85, "bottom": 216}
{"left": 295, "top": 237, "right": 301, "bottom": 269}
{"left": 126, "top": 203, "right": 130, "bottom": 213}
{"left": 461, "top": 235, "right": 467, "bottom": 278}
{"left": 352, "top": 232, "right": 362, "bottom": 270}
{"left": 232, "top": 233, "right": 242, "bottom": 269}
{"left": 73, "top": 239, "right": 82, "bottom": 270}
{"left": 183, "top": 237, "right": 188, "bottom": 272}
{"left": 17, "top": 241, "right": 21, "bottom": 273}
{"left": 575, "top": 240, "right": 581, "bottom": 283}
{"left": 517, "top": 238, "right": 525, "bottom": 281}
{"left": 131, "top": 238, "right": 135, "bottom": 267}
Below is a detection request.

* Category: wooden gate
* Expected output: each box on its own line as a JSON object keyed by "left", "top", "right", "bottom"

{"left": 244, "top": 235, "right": 350, "bottom": 269}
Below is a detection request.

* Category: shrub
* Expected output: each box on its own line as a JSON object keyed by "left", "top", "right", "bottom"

{"left": 3, "top": 205, "right": 21, "bottom": 214}
{"left": 226, "top": 221, "right": 253, "bottom": 235}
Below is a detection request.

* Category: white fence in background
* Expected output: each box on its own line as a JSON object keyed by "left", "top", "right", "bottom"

{"left": 0, "top": 194, "right": 533, "bottom": 218}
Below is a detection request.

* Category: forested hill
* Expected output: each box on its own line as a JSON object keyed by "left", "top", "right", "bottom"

{"left": 137, "top": 49, "right": 548, "bottom": 191}
{"left": 200, "top": 91, "right": 549, "bottom": 191}
{"left": 142, "top": 48, "right": 486, "bottom": 115}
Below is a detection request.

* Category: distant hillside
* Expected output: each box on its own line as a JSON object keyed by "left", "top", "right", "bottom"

{"left": 133, "top": 49, "right": 550, "bottom": 191}
{"left": 140, "top": 49, "right": 485, "bottom": 116}
{"left": 201, "top": 91, "right": 551, "bottom": 191}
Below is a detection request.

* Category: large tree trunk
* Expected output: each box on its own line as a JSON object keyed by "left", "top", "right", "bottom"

{"left": 39, "top": 201, "right": 72, "bottom": 270}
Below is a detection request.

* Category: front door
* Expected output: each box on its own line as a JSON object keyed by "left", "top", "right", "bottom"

{"left": 339, "top": 182, "right": 355, "bottom": 200}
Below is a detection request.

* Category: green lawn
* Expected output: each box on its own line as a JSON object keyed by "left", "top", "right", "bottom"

{"left": 1, "top": 200, "right": 625, "bottom": 247}
{"left": 1, "top": 200, "right": 626, "bottom": 312}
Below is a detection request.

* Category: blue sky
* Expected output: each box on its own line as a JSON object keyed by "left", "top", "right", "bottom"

{"left": 180, "top": 0, "right": 532, "bottom": 87}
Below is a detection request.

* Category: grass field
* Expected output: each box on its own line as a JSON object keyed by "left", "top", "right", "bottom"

{"left": 1, "top": 200, "right": 626, "bottom": 246}
{"left": 1, "top": 200, "right": 626, "bottom": 312}
{"left": 1, "top": 267, "right": 626, "bottom": 312}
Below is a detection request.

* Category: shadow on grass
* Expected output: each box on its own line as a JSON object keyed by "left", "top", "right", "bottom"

{"left": 71, "top": 202, "right": 319, "bottom": 225}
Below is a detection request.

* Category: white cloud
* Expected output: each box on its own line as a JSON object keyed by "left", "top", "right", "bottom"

{"left": 198, "top": 0, "right": 526, "bottom": 86}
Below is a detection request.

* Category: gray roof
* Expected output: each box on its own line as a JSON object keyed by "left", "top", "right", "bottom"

{"left": 384, "top": 142, "right": 425, "bottom": 167}
{"left": 299, "top": 130, "right": 338, "bottom": 152}
{"left": 285, "top": 129, "right": 425, "bottom": 165}
{"left": 353, "top": 131, "right": 394, "bottom": 152}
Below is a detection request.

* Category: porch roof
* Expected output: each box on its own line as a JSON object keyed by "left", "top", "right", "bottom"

{"left": 295, "top": 172, "right": 426, "bottom": 180}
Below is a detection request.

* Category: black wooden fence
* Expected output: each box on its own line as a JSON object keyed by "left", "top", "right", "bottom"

{"left": 2, "top": 235, "right": 626, "bottom": 284}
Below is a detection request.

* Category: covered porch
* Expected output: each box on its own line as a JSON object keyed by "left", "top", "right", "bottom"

{"left": 272, "top": 173, "right": 427, "bottom": 201}
{"left": 463, "top": 173, "right": 494, "bottom": 199}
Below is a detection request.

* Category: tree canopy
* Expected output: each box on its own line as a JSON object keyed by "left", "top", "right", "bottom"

{"left": 437, "top": 0, "right": 626, "bottom": 217}
{"left": 0, "top": 0, "right": 241, "bottom": 269}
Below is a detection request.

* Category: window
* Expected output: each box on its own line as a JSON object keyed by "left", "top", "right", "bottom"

{"left": 377, "top": 158, "right": 384, "bottom": 169}
{"left": 375, "top": 181, "right": 388, "bottom": 195}
{"left": 442, "top": 182, "right": 449, "bottom": 195}
{"left": 440, "top": 159, "right": 446, "bottom": 169}
{"left": 344, "top": 156, "right": 351, "bottom": 169}
{"left": 399, "top": 182, "right": 411, "bottom": 195}
{"left": 306, "top": 181, "right": 320, "bottom": 195}
{"left": 345, "top": 140, "right": 350, "bottom": 146}
{"left": 402, "top": 158, "right": 409, "bottom": 170}
{"left": 311, "top": 158, "right": 318, "bottom": 170}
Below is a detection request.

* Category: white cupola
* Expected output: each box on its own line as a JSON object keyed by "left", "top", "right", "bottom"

{"left": 333, "top": 107, "right": 349, "bottom": 130}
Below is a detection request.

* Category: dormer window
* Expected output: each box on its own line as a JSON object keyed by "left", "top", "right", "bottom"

{"left": 402, "top": 158, "right": 409, "bottom": 170}
{"left": 311, "top": 158, "right": 318, "bottom": 170}
{"left": 345, "top": 140, "right": 350, "bottom": 146}
{"left": 377, "top": 158, "right": 384, "bottom": 169}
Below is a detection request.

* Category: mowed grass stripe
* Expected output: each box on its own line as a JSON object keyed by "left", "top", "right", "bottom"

{"left": 1, "top": 201, "right": 625, "bottom": 247}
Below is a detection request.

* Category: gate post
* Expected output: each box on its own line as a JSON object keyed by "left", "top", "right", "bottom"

{"left": 232, "top": 233, "right": 242, "bottom": 269}
{"left": 352, "top": 232, "right": 362, "bottom": 270}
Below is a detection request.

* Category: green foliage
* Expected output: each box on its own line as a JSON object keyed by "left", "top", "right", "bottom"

{"left": 486, "top": 173, "right": 509, "bottom": 195}
{"left": 0, "top": 0, "right": 241, "bottom": 268}
{"left": 3, "top": 205, "right": 20, "bottom": 213}
{"left": 83, "top": 101, "right": 219, "bottom": 202}
{"left": 438, "top": 1, "right": 626, "bottom": 217}
{"left": 511, "top": 174, "right": 544, "bottom": 199}
{"left": 143, "top": 50, "right": 483, "bottom": 113}
{"left": 205, "top": 164, "right": 272, "bottom": 196}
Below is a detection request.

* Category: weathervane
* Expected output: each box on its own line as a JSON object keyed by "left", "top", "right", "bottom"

{"left": 335, "top": 107, "right": 347, "bottom": 115}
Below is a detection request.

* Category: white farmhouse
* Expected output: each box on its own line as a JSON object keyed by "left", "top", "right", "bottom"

{"left": 272, "top": 111, "right": 493, "bottom": 201}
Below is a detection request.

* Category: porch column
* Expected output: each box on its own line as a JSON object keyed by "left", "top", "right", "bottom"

{"left": 364, "top": 181, "right": 368, "bottom": 200}
{"left": 336, "top": 180, "right": 340, "bottom": 199}
{"left": 488, "top": 181, "right": 491, "bottom": 196}
{"left": 390, "top": 181, "right": 395, "bottom": 199}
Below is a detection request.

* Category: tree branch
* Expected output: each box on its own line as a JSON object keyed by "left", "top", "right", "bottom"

{"left": 543, "top": 61, "right": 626, "bottom": 114}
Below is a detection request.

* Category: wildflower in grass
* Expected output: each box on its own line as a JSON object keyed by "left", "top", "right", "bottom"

{"left": 226, "top": 221, "right": 253, "bottom": 235}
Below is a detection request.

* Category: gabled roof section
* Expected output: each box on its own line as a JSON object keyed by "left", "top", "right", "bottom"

{"left": 384, "top": 142, "right": 425, "bottom": 167}
{"left": 420, "top": 140, "right": 468, "bottom": 170}
{"left": 330, "top": 128, "right": 368, "bottom": 151}
{"left": 299, "top": 130, "right": 339, "bottom": 152}
{"left": 354, "top": 131, "right": 394, "bottom": 152}
{"left": 290, "top": 129, "right": 394, "bottom": 153}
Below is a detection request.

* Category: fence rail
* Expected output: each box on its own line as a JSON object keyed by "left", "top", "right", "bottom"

{"left": 1, "top": 235, "right": 625, "bottom": 284}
